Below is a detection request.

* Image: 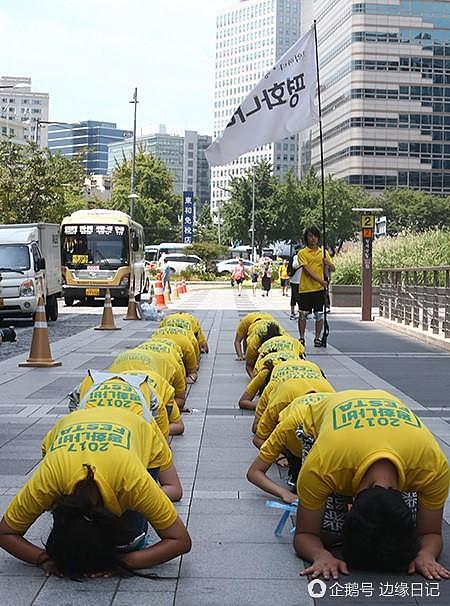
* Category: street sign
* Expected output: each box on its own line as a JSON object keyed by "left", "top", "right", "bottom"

{"left": 363, "top": 228, "right": 373, "bottom": 239}
{"left": 182, "top": 191, "right": 194, "bottom": 245}
{"left": 361, "top": 214, "right": 375, "bottom": 229}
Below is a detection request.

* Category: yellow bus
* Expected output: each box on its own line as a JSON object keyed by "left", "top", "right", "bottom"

{"left": 61, "top": 209, "right": 145, "bottom": 306}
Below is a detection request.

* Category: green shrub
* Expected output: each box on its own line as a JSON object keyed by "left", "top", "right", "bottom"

{"left": 333, "top": 230, "right": 450, "bottom": 285}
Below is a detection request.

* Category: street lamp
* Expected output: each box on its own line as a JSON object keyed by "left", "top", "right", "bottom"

{"left": 34, "top": 119, "right": 74, "bottom": 145}
{"left": 129, "top": 87, "right": 138, "bottom": 218}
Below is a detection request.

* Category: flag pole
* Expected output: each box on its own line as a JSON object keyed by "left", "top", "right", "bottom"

{"left": 313, "top": 20, "right": 329, "bottom": 347}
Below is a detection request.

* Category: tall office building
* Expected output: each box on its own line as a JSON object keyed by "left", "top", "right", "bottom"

{"left": 303, "top": 0, "right": 450, "bottom": 195}
{"left": 48, "top": 121, "right": 132, "bottom": 175}
{"left": 211, "top": 0, "right": 302, "bottom": 213}
{"left": 108, "top": 127, "right": 212, "bottom": 210}
{"left": 0, "top": 76, "right": 49, "bottom": 146}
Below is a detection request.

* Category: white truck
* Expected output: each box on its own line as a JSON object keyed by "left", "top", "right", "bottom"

{"left": 0, "top": 223, "right": 62, "bottom": 321}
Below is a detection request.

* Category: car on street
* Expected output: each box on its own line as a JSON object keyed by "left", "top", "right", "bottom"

{"left": 216, "top": 258, "right": 254, "bottom": 275}
{"left": 162, "top": 253, "right": 203, "bottom": 273}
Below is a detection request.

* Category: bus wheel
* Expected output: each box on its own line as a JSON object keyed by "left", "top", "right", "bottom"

{"left": 64, "top": 296, "right": 74, "bottom": 307}
{"left": 46, "top": 294, "right": 59, "bottom": 321}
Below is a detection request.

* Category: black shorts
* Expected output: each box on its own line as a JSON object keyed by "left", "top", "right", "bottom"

{"left": 298, "top": 290, "right": 326, "bottom": 313}
{"left": 281, "top": 279, "right": 289, "bottom": 287}
{"left": 290, "top": 283, "right": 299, "bottom": 307}
{"left": 234, "top": 277, "right": 244, "bottom": 284}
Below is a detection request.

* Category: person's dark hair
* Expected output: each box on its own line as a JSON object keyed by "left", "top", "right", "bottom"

{"left": 303, "top": 226, "right": 321, "bottom": 246}
{"left": 45, "top": 465, "right": 135, "bottom": 578}
{"left": 342, "top": 486, "right": 419, "bottom": 572}
{"left": 259, "top": 322, "right": 281, "bottom": 347}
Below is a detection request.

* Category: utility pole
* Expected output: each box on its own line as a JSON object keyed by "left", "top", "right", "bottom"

{"left": 251, "top": 167, "right": 255, "bottom": 261}
{"left": 129, "top": 87, "right": 138, "bottom": 218}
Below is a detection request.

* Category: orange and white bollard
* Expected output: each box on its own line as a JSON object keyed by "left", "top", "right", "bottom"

{"left": 155, "top": 273, "right": 167, "bottom": 310}
{"left": 19, "top": 296, "right": 62, "bottom": 367}
{"left": 182, "top": 278, "right": 188, "bottom": 293}
{"left": 95, "top": 289, "right": 121, "bottom": 331}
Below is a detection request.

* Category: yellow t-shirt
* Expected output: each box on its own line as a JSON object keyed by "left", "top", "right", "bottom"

{"left": 4, "top": 408, "right": 177, "bottom": 533}
{"left": 161, "top": 313, "right": 207, "bottom": 347}
{"left": 236, "top": 312, "right": 275, "bottom": 339}
{"left": 109, "top": 349, "right": 185, "bottom": 395}
{"left": 248, "top": 354, "right": 300, "bottom": 398}
{"left": 255, "top": 360, "right": 330, "bottom": 419}
{"left": 257, "top": 335, "right": 305, "bottom": 359}
{"left": 152, "top": 328, "right": 198, "bottom": 371}
{"left": 298, "top": 246, "right": 333, "bottom": 293}
{"left": 136, "top": 343, "right": 186, "bottom": 394}
{"left": 137, "top": 339, "right": 184, "bottom": 367}
{"left": 279, "top": 265, "right": 289, "bottom": 279}
{"left": 256, "top": 377, "right": 334, "bottom": 440}
{"left": 296, "top": 389, "right": 450, "bottom": 511}
{"left": 245, "top": 321, "right": 285, "bottom": 367}
{"left": 158, "top": 323, "right": 200, "bottom": 359}
{"left": 253, "top": 350, "right": 298, "bottom": 376}
{"left": 107, "top": 361, "right": 177, "bottom": 438}
{"left": 258, "top": 393, "right": 331, "bottom": 463}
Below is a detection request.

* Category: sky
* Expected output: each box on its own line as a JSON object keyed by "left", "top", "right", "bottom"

{"left": 0, "top": 0, "right": 234, "bottom": 136}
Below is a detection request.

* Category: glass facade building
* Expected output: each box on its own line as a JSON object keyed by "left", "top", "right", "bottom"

{"left": 211, "top": 0, "right": 302, "bottom": 212}
{"left": 48, "top": 121, "right": 132, "bottom": 175}
{"left": 304, "top": 0, "right": 450, "bottom": 194}
{"left": 107, "top": 129, "right": 211, "bottom": 208}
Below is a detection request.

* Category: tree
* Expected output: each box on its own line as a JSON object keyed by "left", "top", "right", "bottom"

{"left": 185, "top": 241, "right": 228, "bottom": 271}
{"left": 0, "top": 139, "right": 86, "bottom": 224}
{"left": 378, "top": 189, "right": 450, "bottom": 235}
{"left": 221, "top": 160, "right": 279, "bottom": 252}
{"left": 109, "top": 150, "right": 181, "bottom": 244}
{"left": 195, "top": 204, "right": 218, "bottom": 242}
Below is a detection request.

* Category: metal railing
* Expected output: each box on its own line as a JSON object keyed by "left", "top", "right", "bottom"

{"left": 379, "top": 266, "right": 450, "bottom": 339}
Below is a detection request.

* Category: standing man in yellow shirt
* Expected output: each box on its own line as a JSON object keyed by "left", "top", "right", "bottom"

{"left": 279, "top": 259, "right": 290, "bottom": 297}
{"left": 296, "top": 226, "right": 335, "bottom": 348}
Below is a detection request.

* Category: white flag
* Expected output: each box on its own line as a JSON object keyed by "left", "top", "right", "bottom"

{"left": 205, "top": 27, "right": 319, "bottom": 167}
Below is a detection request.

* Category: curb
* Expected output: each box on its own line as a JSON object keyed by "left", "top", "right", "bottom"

{"left": 376, "top": 316, "right": 450, "bottom": 352}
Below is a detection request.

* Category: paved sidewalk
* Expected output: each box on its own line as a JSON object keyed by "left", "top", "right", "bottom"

{"left": 0, "top": 287, "right": 449, "bottom": 605}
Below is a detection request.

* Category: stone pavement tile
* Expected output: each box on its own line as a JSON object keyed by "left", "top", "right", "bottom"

{"left": 187, "top": 513, "right": 291, "bottom": 544}
{"left": 174, "top": 578, "right": 313, "bottom": 606}
{"left": 0, "top": 459, "right": 39, "bottom": 474}
{"left": 190, "top": 497, "right": 286, "bottom": 516}
{"left": 193, "top": 490, "right": 238, "bottom": 499}
{"left": 112, "top": 591, "right": 175, "bottom": 606}
{"left": 33, "top": 588, "right": 114, "bottom": 606}
{"left": 117, "top": 577, "right": 176, "bottom": 593}
{"left": 179, "top": 542, "right": 301, "bottom": 579}
{"left": 198, "top": 447, "right": 256, "bottom": 463}
{"left": 0, "top": 577, "right": 44, "bottom": 606}
{"left": 196, "top": 459, "right": 251, "bottom": 479}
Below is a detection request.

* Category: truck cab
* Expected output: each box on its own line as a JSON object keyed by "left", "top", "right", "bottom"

{"left": 0, "top": 224, "right": 61, "bottom": 321}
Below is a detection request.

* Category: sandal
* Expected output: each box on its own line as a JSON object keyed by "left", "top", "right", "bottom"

{"left": 314, "top": 338, "right": 322, "bottom": 347}
{"left": 299, "top": 338, "right": 305, "bottom": 346}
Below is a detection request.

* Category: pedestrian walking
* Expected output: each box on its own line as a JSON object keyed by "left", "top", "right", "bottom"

{"left": 232, "top": 258, "right": 248, "bottom": 297}
{"left": 161, "top": 257, "right": 171, "bottom": 294}
{"left": 288, "top": 245, "right": 301, "bottom": 320}
{"left": 279, "top": 259, "right": 290, "bottom": 296}
{"left": 260, "top": 260, "right": 272, "bottom": 297}
{"left": 250, "top": 264, "right": 259, "bottom": 296}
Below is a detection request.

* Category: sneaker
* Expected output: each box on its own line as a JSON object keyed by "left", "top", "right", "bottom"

{"left": 299, "top": 338, "right": 305, "bottom": 346}
{"left": 289, "top": 313, "right": 297, "bottom": 320}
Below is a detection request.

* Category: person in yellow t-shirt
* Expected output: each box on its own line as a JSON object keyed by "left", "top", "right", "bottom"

{"left": 136, "top": 340, "right": 186, "bottom": 408}
{"left": 247, "top": 393, "right": 330, "bottom": 504}
{"left": 234, "top": 312, "right": 275, "bottom": 361}
{"left": 110, "top": 348, "right": 186, "bottom": 411}
{"left": 279, "top": 259, "right": 290, "bottom": 296}
{"left": 73, "top": 372, "right": 182, "bottom": 501}
{"left": 292, "top": 390, "right": 450, "bottom": 579}
{"left": 253, "top": 374, "right": 334, "bottom": 446}
{"left": 0, "top": 408, "right": 191, "bottom": 577}
{"left": 160, "top": 312, "right": 209, "bottom": 354}
{"left": 238, "top": 352, "right": 298, "bottom": 410}
{"left": 107, "top": 357, "right": 184, "bottom": 438}
{"left": 245, "top": 320, "right": 285, "bottom": 377}
{"left": 254, "top": 335, "right": 305, "bottom": 371}
{"left": 296, "top": 226, "right": 335, "bottom": 348}
{"left": 252, "top": 359, "right": 329, "bottom": 431}
{"left": 151, "top": 327, "right": 199, "bottom": 383}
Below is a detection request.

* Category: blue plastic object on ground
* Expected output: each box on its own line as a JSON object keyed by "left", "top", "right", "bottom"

{"left": 265, "top": 499, "right": 298, "bottom": 537}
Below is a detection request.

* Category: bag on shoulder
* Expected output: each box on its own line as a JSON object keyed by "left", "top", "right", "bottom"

{"left": 286, "top": 256, "right": 295, "bottom": 278}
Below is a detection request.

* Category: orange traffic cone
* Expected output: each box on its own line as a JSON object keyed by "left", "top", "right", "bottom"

{"left": 164, "top": 283, "right": 171, "bottom": 304}
{"left": 19, "top": 296, "right": 62, "bottom": 367}
{"left": 175, "top": 280, "right": 182, "bottom": 297}
{"left": 95, "top": 289, "right": 121, "bottom": 331}
{"left": 124, "top": 281, "right": 141, "bottom": 321}
{"left": 155, "top": 273, "right": 167, "bottom": 310}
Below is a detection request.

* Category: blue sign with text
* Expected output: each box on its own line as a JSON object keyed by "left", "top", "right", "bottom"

{"left": 182, "top": 191, "right": 194, "bottom": 244}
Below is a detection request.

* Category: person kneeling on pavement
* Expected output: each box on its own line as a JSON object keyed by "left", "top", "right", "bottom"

{"left": 292, "top": 389, "right": 450, "bottom": 579}
{"left": 0, "top": 407, "right": 191, "bottom": 578}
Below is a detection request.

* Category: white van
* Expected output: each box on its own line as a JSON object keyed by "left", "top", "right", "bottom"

{"left": 0, "top": 223, "right": 62, "bottom": 321}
